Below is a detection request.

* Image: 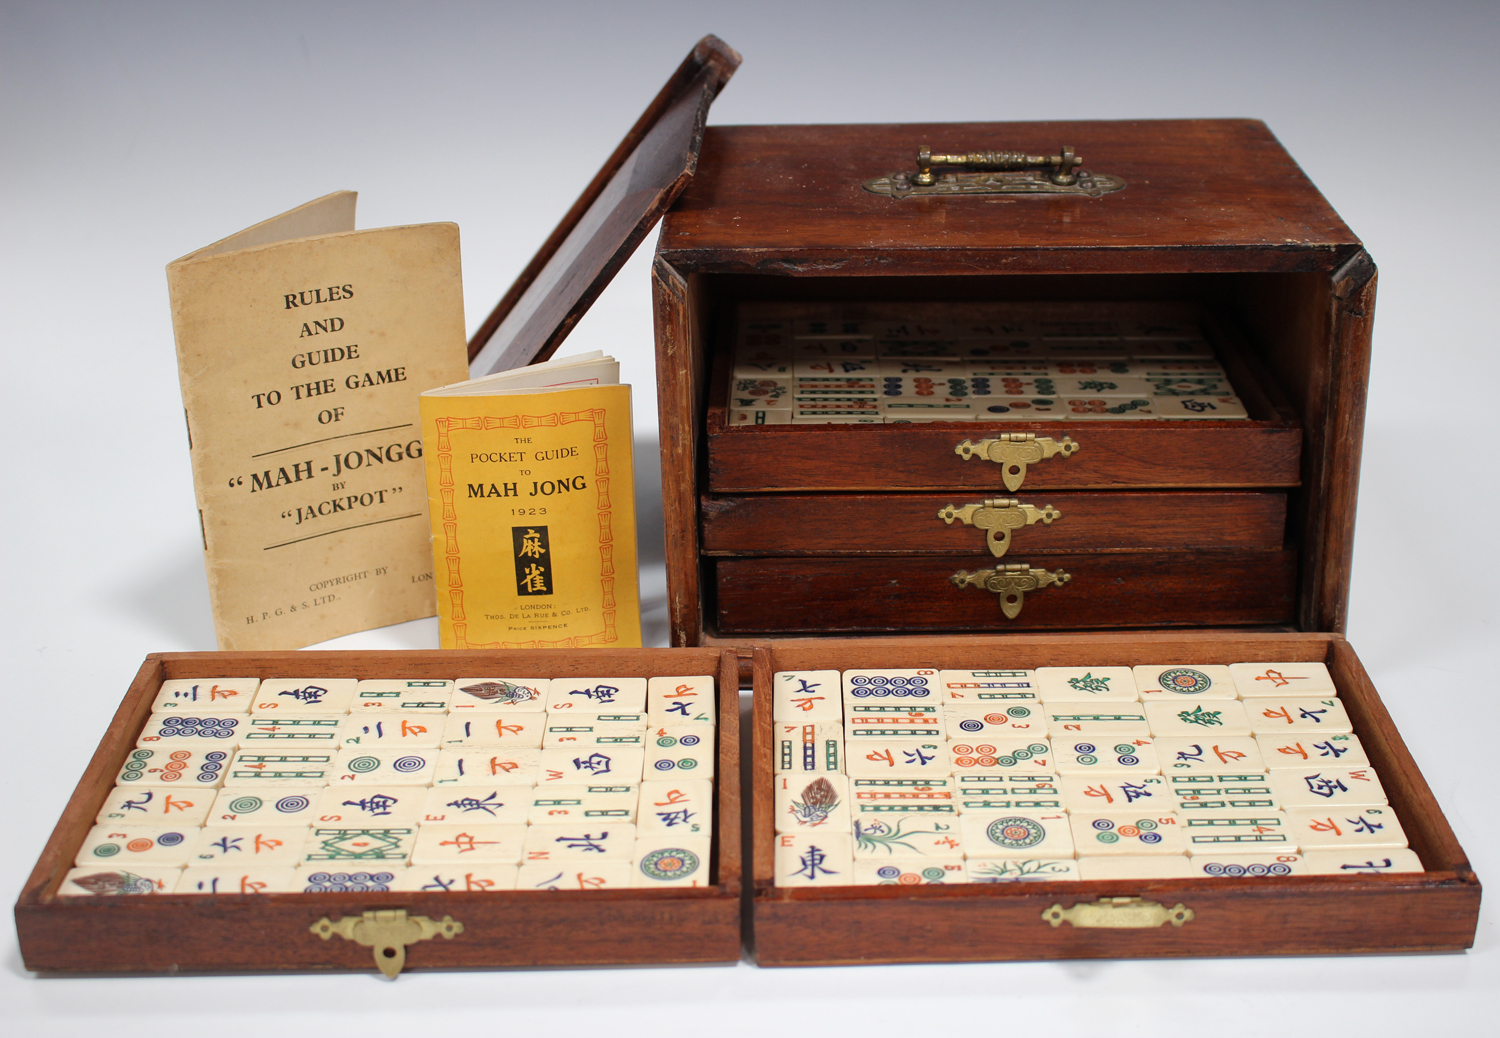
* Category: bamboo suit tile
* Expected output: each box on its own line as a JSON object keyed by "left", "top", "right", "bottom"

{"left": 846, "top": 702, "right": 944, "bottom": 741}
{"left": 251, "top": 679, "right": 358, "bottom": 715}
{"left": 1167, "top": 772, "right": 1280, "bottom": 813}
{"left": 938, "top": 669, "right": 1041, "bottom": 707}
{"left": 851, "top": 777, "right": 958, "bottom": 821}
{"left": 772, "top": 670, "right": 844, "bottom": 722}
{"left": 1043, "top": 702, "right": 1150, "bottom": 737}
{"left": 775, "top": 721, "right": 845, "bottom": 774}
{"left": 241, "top": 715, "right": 345, "bottom": 748}
{"left": 350, "top": 679, "right": 454, "bottom": 713}
{"left": 776, "top": 773, "right": 852, "bottom": 834}
{"left": 449, "top": 677, "right": 549, "bottom": 713}
{"left": 526, "top": 785, "right": 640, "bottom": 826}
{"left": 151, "top": 678, "right": 259, "bottom": 714}
{"left": 222, "top": 750, "right": 339, "bottom": 787}
{"left": 1180, "top": 812, "right": 1297, "bottom": 853}
{"left": 1229, "top": 662, "right": 1337, "bottom": 697}
{"left": 954, "top": 774, "right": 1064, "bottom": 813}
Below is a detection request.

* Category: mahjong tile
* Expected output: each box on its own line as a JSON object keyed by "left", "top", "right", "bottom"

{"left": 796, "top": 357, "right": 880, "bottom": 378}
{"left": 208, "top": 787, "right": 323, "bottom": 826}
{"left": 519, "top": 862, "right": 634, "bottom": 891}
{"left": 939, "top": 670, "right": 1040, "bottom": 706}
{"left": 136, "top": 713, "right": 246, "bottom": 748}
{"left": 728, "top": 389, "right": 792, "bottom": 411}
{"left": 971, "top": 399, "right": 1069, "bottom": 419}
{"left": 1036, "top": 667, "right": 1138, "bottom": 702}
{"left": 1288, "top": 806, "right": 1407, "bottom": 851}
{"left": 542, "top": 719, "right": 648, "bottom": 749}
{"left": 964, "top": 363, "right": 1055, "bottom": 378}
{"left": 852, "top": 816, "right": 962, "bottom": 859}
{"left": 1229, "top": 662, "right": 1338, "bottom": 697}
{"left": 1058, "top": 398, "right": 1160, "bottom": 419}
{"left": 1167, "top": 772, "right": 1280, "bottom": 813}
{"left": 846, "top": 702, "right": 944, "bottom": 740}
{"left": 525, "top": 784, "right": 640, "bottom": 825}
{"left": 221, "top": 750, "right": 339, "bottom": 787}
{"left": 1150, "top": 395, "right": 1249, "bottom": 420}
{"left": 1044, "top": 702, "right": 1150, "bottom": 737}
{"left": 729, "top": 408, "right": 792, "bottom": 426}
{"left": 390, "top": 865, "right": 520, "bottom": 892}
{"left": 954, "top": 773, "right": 1064, "bottom": 813}
{"left": 732, "top": 358, "right": 794, "bottom": 378}
{"left": 420, "top": 786, "right": 530, "bottom": 826}
{"left": 1061, "top": 775, "right": 1171, "bottom": 813}
{"left": 647, "top": 675, "right": 716, "bottom": 726}
{"left": 522, "top": 823, "right": 636, "bottom": 863}
{"left": 881, "top": 400, "right": 977, "bottom": 418}
{"left": 240, "top": 714, "right": 344, "bottom": 748}
{"left": 537, "top": 746, "right": 645, "bottom": 785}
{"left": 189, "top": 826, "right": 309, "bottom": 867}
{"left": 874, "top": 319, "right": 955, "bottom": 338}
{"left": 1133, "top": 664, "right": 1237, "bottom": 700}
{"left": 449, "top": 677, "right": 549, "bottom": 712}
{"left": 1256, "top": 732, "right": 1368, "bottom": 769}
{"left": 776, "top": 773, "right": 852, "bottom": 834}
{"left": 58, "top": 866, "right": 182, "bottom": 896}
{"left": 1246, "top": 697, "right": 1353, "bottom": 735}
{"left": 945, "top": 704, "right": 1048, "bottom": 739}
{"left": 151, "top": 678, "right": 259, "bottom": 714}
{"left": 738, "top": 317, "right": 790, "bottom": 342}
{"left": 1134, "top": 361, "right": 1226, "bottom": 376}
{"left": 793, "top": 319, "right": 874, "bottom": 340}
{"left": 545, "top": 677, "right": 647, "bottom": 715}
{"left": 114, "top": 747, "right": 233, "bottom": 788}
{"left": 850, "top": 777, "right": 958, "bottom": 821}
{"left": 776, "top": 832, "right": 853, "bottom": 887}
{"left": 1070, "top": 812, "right": 1187, "bottom": 855}
{"left": 790, "top": 412, "right": 882, "bottom": 423}
{"left": 296, "top": 867, "right": 404, "bottom": 892}
{"left": 176, "top": 866, "right": 300, "bottom": 894}
{"left": 794, "top": 375, "right": 879, "bottom": 396}
{"left": 947, "top": 737, "right": 1055, "bottom": 776}
{"left": 645, "top": 725, "right": 715, "bottom": 779}
{"left": 74, "top": 827, "right": 193, "bottom": 870}
{"left": 959, "top": 811, "right": 1073, "bottom": 860}
{"left": 96, "top": 785, "right": 215, "bottom": 826}
{"left": 440, "top": 713, "right": 546, "bottom": 748}
{"left": 1044, "top": 343, "right": 1132, "bottom": 359}
{"left": 1270, "top": 766, "right": 1388, "bottom": 809}
{"left": 431, "top": 748, "right": 542, "bottom": 786}
{"left": 251, "top": 678, "right": 358, "bottom": 715}
{"left": 1301, "top": 848, "right": 1423, "bottom": 875}
{"left": 1144, "top": 699, "right": 1252, "bottom": 738}
{"left": 1120, "top": 319, "right": 1202, "bottom": 340}
{"left": 951, "top": 319, "right": 1031, "bottom": 340}
{"left": 775, "top": 721, "right": 845, "bottom": 774}
{"left": 876, "top": 341, "right": 965, "bottom": 360}
{"left": 965, "top": 858, "right": 1080, "bottom": 882}
{"left": 1049, "top": 358, "right": 1138, "bottom": 376}
{"left": 854, "top": 860, "right": 967, "bottom": 885}
{"left": 304, "top": 824, "right": 419, "bottom": 866}
{"left": 842, "top": 668, "right": 939, "bottom": 705}
{"left": 1127, "top": 338, "right": 1215, "bottom": 359}
{"left": 1147, "top": 374, "right": 1235, "bottom": 395}
{"left": 412, "top": 824, "right": 525, "bottom": 865}
{"left": 313, "top": 786, "right": 424, "bottom": 826}
{"left": 846, "top": 738, "right": 950, "bottom": 777}
{"left": 1054, "top": 737, "right": 1159, "bottom": 776}
{"left": 632, "top": 835, "right": 714, "bottom": 888}
{"left": 1037, "top": 319, "right": 1122, "bottom": 340}
{"left": 349, "top": 679, "right": 454, "bottom": 713}
{"left": 1186, "top": 853, "right": 1306, "bottom": 878}
{"left": 1076, "top": 856, "right": 1194, "bottom": 880}
{"left": 1051, "top": 376, "right": 1159, "bottom": 398}
{"left": 792, "top": 401, "right": 882, "bottom": 420}
{"left": 1155, "top": 736, "right": 1266, "bottom": 774}
{"left": 636, "top": 779, "right": 713, "bottom": 836}
{"left": 774, "top": 672, "right": 846, "bottom": 723}
{"left": 1180, "top": 811, "right": 1297, "bottom": 853}
{"left": 332, "top": 747, "right": 438, "bottom": 785}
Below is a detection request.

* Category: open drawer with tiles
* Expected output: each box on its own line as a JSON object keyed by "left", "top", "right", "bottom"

{"left": 15, "top": 648, "right": 741, "bottom": 976}
{"left": 748, "top": 633, "right": 1479, "bottom": 966}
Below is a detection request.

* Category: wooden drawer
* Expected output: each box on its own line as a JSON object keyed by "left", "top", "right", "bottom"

{"left": 715, "top": 551, "right": 1298, "bottom": 633}
{"left": 748, "top": 632, "right": 1480, "bottom": 966}
{"left": 701, "top": 490, "right": 1288, "bottom": 556}
{"left": 15, "top": 649, "right": 743, "bottom": 975}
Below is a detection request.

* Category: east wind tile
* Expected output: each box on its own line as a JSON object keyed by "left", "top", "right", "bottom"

{"left": 136, "top": 713, "right": 246, "bottom": 748}
{"left": 938, "top": 668, "right": 1040, "bottom": 706}
{"left": 1036, "top": 667, "right": 1139, "bottom": 702}
{"left": 1229, "top": 661, "right": 1338, "bottom": 697}
{"left": 522, "top": 823, "right": 636, "bottom": 863}
{"left": 240, "top": 715, "right": 344, "bottom": 748}
{"left": 647, "top": 674, "right": 716, "bottom": 726}
{"left": 114, "top": 747, "right": 233, "bottom": 788}
{"left": 411, "top": 823, "right": 527, "bottom": 865}
{"left": 350, "top": 679, "right": 454, "bottom": 713}
{"left": 953, "top": 773, "right": 1064, "bottom": 814}
{"left": 946, "top": 738, "right": 1055, "bottom": 776}
{"left": 439, "top": 713, "right": 546, "bottom": 749}
{"left": 151, "top": 678, "right": 259, "bottom": 714}
{"left": 1154, "top": 736, "right": 1267, "bottom": 775}
{"left": 1180, "top": 811, "right": 1297, "bottom": 853}
{"left": 775, "top": 832, "right": 854, "bottom": 888}
{"left": 189, "top": 826, "right": 309, "bottom": 867}
{"left": 1270, "top": 766, "right": 1389, "bottom": 809}
{"left": 295, "top": 866, "right": 404, "bottom": 892}
{"left": 636, "top": 779, "right": 713, "bottom": 837}
{"left": 1060, "top": 775, "right": 1171, "bottom": 813}
{"left": 175, "top": 866, "right": 300, "bottom": 894}
{"left": 959, "top": 811, "right": 1073, "bottom": 860}
{"left": 644, "top": 724, "right": 716, "bottom": 779}
{"left": 208, "top": 787, "right": 324, "bottom": 827}
{"left": 525, "top": 785, "right": 641, "bottom": 826}
{"left": 431, "top": 748, "right": 542, "bottom": 786}
{"left": 631, "top": 835, "right": 715, "bottom": 888}
{"left": 250, "top": 679, "right": 359, "bottom": 715}
{"left": 846, "top": 702, "right": 945, "bottom": 741}
{"left": 97, "top": 785, "right": 215, "bottom": 826}
{"left": 774, "top": 721, "right": 845, "bottom": 774}
{"left": 1186, "top": 853, "right": 1306, "bottom": 878}
{"left": 332, "top": 747, "right": 439, "bottom": 786}
{"left": 1070, "top": 812, "right": 1189, "bottom": 855}
{"left": 312, "top": 785, "right": 425, "bottom": 827}
{"left": 1287, "top": 807, "right": 1408, "bottom": 851}
{"left": 1256, "top": 732, "right": 1369, "bottom": 770}
{"left": 1300, "top": 848, "right": 1424, "bottom": 875}
{"left": 449, "top": 677, "right": 549, "bottom": 713}
{"left": 76, "top": 824, "right": 202, "bottom": 868}
{"left": 390, "top": 865, "right": 519, "bottom": 892}
{"left": 518, "top": 862, "right": 634, "bottom": 891}
{"left": 847, "top": 739, "right": 952, "bottom": 778}
{"left": 1043, "top": 702, "right": 1151, "bottom": 737}
{"left": 1167, "top": 772, "right": 1280, "bottom": 814}
{"left": 965, "top": 858, "right": 1081, "bottom": 882}
{"left": 420, "top": 785, "right": 531, "bottom": 826}
{"left": 221, "top": 750, "right": 339, "bottom": 787}
{"left": 544, "top": 677, "right": 648, "bottom": 715}
{"left": 1144, "top": 699, "right": 1253, "bottom": 738}
{"left": 776, "top": 773, "right": 852, "bottom": 834}
{"left": 57, "top": 866, "right": 182, "bottom": 896}
{"left": 1054, "top": 737, "right": 1160, "bottom": 776}
{"left": 537, "top": 746, "right": 645, "bottom": 785}
{"left": 852, "top": 860, "right": 967, "bottom": 885}
{"left": 1246, "top": 697, "right": 1353, "bottom": 735}
{"left": 1076, "top": 856, "right": 1195, "bottom": 880}
{"left": 1132, "top": 664, "right": 1238, "bottom": 700}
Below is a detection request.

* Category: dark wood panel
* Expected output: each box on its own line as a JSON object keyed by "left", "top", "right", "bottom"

{"left": 701, "top": 490, "right": 1287, "bottom": 555}
{"left": 716, "top": 551, "right": 1297, "bottom": 633}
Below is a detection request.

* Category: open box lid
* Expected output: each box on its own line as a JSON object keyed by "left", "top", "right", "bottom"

{"left": 467, "top": 34, "right": 740, "bottom": 375}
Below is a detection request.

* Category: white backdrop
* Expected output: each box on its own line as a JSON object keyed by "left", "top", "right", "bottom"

{"left": 2, "top": 2, "right": 1495, "bottom": 1034}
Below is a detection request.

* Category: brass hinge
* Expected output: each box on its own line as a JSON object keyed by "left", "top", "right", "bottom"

{"left": 311, "top": 909, "right": 464, "bottom": 978}
{"left": 951, "top": 563, "right": 1071, "bottom": 619}
{"left": 938, "top": 498, "right": 1061, "bottom": 558}
{"left": 1043, "top": 896, "right": 1194, "bottom": 929}
{"left": 955, "top": 434, "right": 1079, "bottom": 492}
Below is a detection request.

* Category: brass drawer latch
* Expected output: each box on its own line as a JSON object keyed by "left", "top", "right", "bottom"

{"left": 938, "top": 498, "right": 1060, "bottom": 558}
{"left": 865, "top": 144, "right": 1126, "bottom": 198}
{"left": 955, "top": 434, "right": 1079, "bottom": 492}
{"left": 1043, "top": 896, "right": 1194, "bottom": 929}
{"left": 951, "top": 563, "right": 1070, "bottom": 619}
{"left": 311, "top": 909, "right": 464, "bottom": 979}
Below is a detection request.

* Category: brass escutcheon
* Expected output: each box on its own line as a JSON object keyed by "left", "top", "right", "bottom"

{"left": 938, "top": 498, "right": 1061, "bottom": 558}
{"left": 311, "top": 909, "right": 464, "bottom": 979}
{"left": 951, "top": 563, "right": 1070, "bottom": 619}
{"left": 954, "top": 434, "right": 1079, "bottom": 492}
{"left": 1042, "top": 896, "right": 1194, "bottom": 929}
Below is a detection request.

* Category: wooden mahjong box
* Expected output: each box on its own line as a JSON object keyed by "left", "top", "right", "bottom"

{"left": 14, "top": 649, "right": 743, "bottom": 975}
{"left": 749, "top": 633, "right": 1480, "bottom": 965}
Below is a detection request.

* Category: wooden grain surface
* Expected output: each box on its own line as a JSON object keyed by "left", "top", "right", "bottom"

{"left": 715, "top": 551, "right": 1299, "bottom": 633}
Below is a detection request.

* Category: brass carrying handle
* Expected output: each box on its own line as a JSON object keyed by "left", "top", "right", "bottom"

{"left": 917, "top": 144, "right": 1083, "bottom": 186}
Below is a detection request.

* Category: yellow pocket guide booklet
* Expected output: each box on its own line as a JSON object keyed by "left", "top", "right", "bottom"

{"left": 419, "top": 352, "right": 642, "bottom": 649}
{"left": 167, "top": 191, "right": 470, "bottom": 650}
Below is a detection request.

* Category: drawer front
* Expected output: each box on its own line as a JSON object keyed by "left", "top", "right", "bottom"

{"left": 706, "top": 422, "right": 1302, "bottom": 493}
{"left": 701, "top": 490, "right": 1286, "bottom": 556}
{"left": 714, "top": 550, "right": 1297, "bottom": 633}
